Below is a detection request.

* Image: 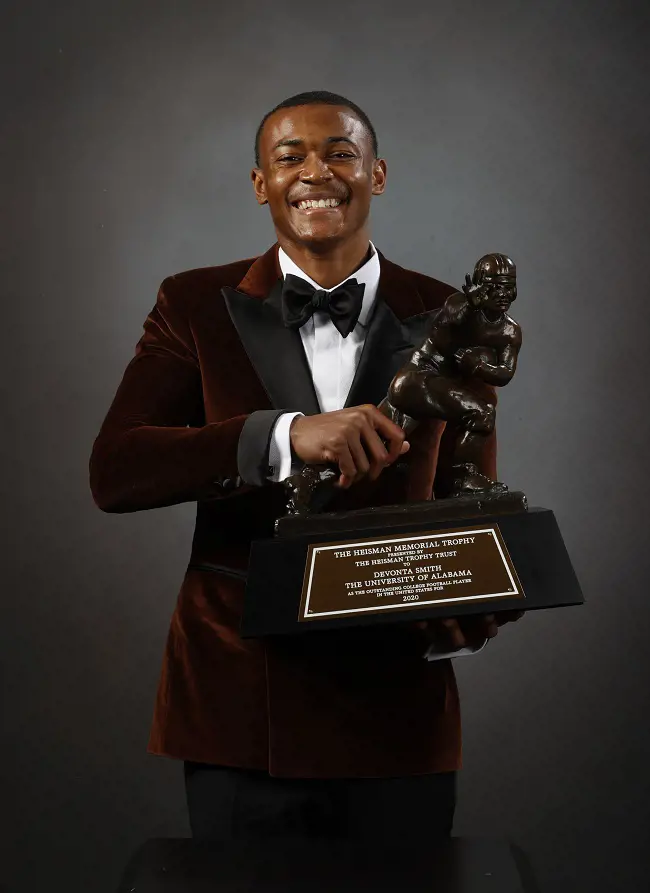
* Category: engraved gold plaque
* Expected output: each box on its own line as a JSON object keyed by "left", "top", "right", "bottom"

{"left": 298, "top": 523, "right": 524, "bottom": 622}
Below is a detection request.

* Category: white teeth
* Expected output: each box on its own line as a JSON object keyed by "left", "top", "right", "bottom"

{"left": 296, "top": 198, "right": 342, "bottom": 210}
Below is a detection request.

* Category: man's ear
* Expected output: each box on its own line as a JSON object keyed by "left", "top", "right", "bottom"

{"left": 251, "top": 168, "right": 268, "bottom": 205}
{"left": 371, "top": 158, "right": 387, "bottom": 196}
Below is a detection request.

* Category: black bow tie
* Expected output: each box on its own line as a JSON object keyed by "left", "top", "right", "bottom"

{"left": 280, "top": 273, "right": 366, "bottom": 338}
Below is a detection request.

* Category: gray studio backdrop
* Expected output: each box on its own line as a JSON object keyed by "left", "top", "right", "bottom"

{"left": 3, "top": 0, "right": 649, "bottom": 891}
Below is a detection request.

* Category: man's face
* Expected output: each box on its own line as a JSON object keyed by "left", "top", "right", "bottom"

{"left": 482, "top": 274, "right": 517, "bottom": 313}
{"left": 252, "top": 104, "right": 386, "bottom": 250}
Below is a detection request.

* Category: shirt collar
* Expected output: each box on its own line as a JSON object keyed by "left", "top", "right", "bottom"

{"left": 277, "top": 242, "right": 380, "bottom": 329}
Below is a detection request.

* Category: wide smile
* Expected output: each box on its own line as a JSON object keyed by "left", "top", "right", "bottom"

{"left": 290, "top": 197, "right": 348, "bottom": 213}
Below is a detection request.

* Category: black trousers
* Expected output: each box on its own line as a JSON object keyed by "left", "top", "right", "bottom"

{"left": 184, "top": 762, "right": 456, "bottom": 842}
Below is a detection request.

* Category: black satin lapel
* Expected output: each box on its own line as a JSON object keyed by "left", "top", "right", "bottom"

{"left": 343, "top": 300, "right": 411, "bottom": 409}
{"left": 222, "top": 281, "right": 321, "bottom": 415}
{"left": 344, "top": 303, "right": 437, "bottom": 408}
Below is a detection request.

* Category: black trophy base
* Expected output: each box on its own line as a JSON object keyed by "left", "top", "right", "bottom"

{"left": 275, "top": 490, "right": 529, "bottom": 537}
{"left": 241, "top": 497, "right": 583, "bottom": 639}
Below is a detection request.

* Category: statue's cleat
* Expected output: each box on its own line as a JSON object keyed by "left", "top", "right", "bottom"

{"left": 451, "top": 463, "right": 509, "bottom": 496}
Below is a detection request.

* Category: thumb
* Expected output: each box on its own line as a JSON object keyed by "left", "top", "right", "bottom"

{"left": 400, "top": 440, "right": 410, "bottom": 454}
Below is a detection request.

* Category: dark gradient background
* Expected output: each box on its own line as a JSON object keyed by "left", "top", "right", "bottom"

{"left": 2, "top": 0, "right": 649, "bottom": 890}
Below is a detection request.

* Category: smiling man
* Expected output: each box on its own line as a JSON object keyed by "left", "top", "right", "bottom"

{"left": 90, "top": 90, "right": 511, "bottom": 843}
{"left": 252, "top": 100, "right": 385, "bottom": 292}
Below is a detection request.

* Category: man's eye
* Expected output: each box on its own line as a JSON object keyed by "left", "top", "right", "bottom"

{"left": 277, "top": 155, "right": 303, "bottom": 162}
{"left": 330, "top": 152, "right": 355, "bottom": 159}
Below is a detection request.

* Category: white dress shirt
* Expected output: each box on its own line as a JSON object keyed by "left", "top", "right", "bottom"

{"left": 266, "top": 242, "right": 487, "bottom": 663}
{"left": 268, "top": 242, "right": 380, "bottom": 481}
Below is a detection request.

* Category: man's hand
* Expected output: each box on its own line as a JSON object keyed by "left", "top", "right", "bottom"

{"left": 417, "top": 611, "right": 525, "bottom": 651}
{"left": 289, "top": 404, "right": 410, "bottom": 489}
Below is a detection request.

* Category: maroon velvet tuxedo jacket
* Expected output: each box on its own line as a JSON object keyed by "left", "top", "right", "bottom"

{"left": 90, "top": 244, "right": 497, "bottom": 778}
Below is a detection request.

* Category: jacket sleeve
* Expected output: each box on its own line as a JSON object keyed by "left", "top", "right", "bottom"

{"left": 89, "top": 278, "right": 284, "bottom": 513}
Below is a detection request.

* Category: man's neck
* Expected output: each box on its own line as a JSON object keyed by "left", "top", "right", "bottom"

{"left": 277, "top": 234, "right": 372, "bottom": 289}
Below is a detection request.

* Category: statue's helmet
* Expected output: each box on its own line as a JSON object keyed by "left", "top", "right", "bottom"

{"left": 474, "top": 253, "right": 516, "bottom": 279}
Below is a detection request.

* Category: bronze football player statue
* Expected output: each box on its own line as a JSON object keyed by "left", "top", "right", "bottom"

{"left": 379, "top": 252, "right": 521, "bottom": 496}
{"left": 284, "top": 253, "right": 522, "bottom": 514}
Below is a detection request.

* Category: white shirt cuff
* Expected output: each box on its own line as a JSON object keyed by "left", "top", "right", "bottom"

{"left": 267, "top": 412, "right": 305, "bottom": 482}
{"left": 423, "top": 637, "right": 489, "bottom": 661}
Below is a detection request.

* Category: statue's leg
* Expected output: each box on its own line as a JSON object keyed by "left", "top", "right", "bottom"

{"left": 389, "top": 371, "right": 505, "bottom": 494}
{"left": 449, "top": 397, "right": 507, "bottom": 495}
{"left": 454, "top": 404, "right": 495, "bottom": 465}
{"left": 408, "top": 380, "right": 506, "bottom": 495}
{"left": 392, "top": 372, "right": 492, "bottom": 428}
{"left": 388, "top": 369, "right": 449, "bottom": 419}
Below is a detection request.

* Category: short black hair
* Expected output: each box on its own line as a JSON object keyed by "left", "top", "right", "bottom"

{"left": 254, "top": 90, "right": 378, "bottom": 166}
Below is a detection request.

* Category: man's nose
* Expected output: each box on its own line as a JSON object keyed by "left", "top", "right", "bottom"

{"left": 300, "top": 154, "right": 333, "bottom": 182}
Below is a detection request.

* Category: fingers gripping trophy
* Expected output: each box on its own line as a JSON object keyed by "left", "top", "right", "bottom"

{"left": 379, "top": 252, "right": 522, "bottom": 497}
